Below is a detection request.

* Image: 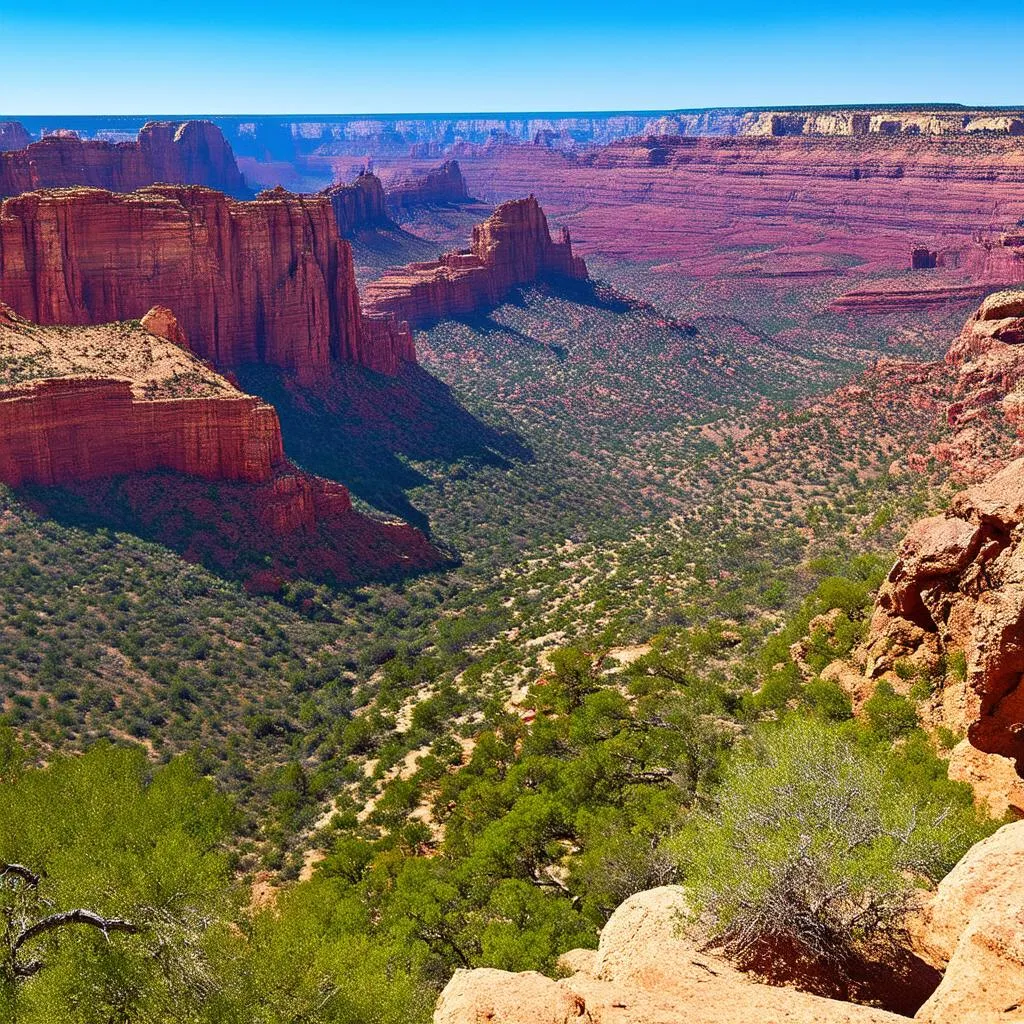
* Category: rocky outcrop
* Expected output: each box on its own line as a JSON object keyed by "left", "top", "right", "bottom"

{"left": 0, "top": 122, "right": 30, "bottom": 153}
{"left": 386, "top": 160, "right": 470, "bottom": 213}
{"left": 912, "top": 247, "right": 938, "bottom": 270}
{"left": 0, "top": 120, "right": 248, "bottom": 197}
{"left": 863, "top": 458, "right": 1024, "bottom": 765}
{"left": 0, "top": 184, "right": 414, "bottom": 384}
{"left": 912, "top": 821, "right": 1024, "bottom": 1024}
{"left": 324, "top": 171, "right": 393, "bottom": 235}
{"left": 0, "top": 303, "right": 439, "bottom": 582}
{"left": 434, "top": 887, "right": 909, "bottom": 1024}
{"left": 363, "top": 197, "right": 587, "bottom": 326}
{"left": 0, "top": 302, "right": 283, "bottom": 486}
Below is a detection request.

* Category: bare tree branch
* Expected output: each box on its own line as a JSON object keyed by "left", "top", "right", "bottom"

{"left": 13, "top": 909, "right": 139, "bottom": 960}
{"left": 0, "top": 863, "right": 40, "bottom": 889}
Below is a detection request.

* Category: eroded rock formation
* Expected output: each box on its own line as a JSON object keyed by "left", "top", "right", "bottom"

{"left": 0, "top": 120, "right": 249, "bottom": 197}
{"left": 324, "top": 171, "right": 393, "bottom": 236}
{"left": 363, "top": 197, "right": 587, "bottom": 326}
{"left": 0, "top": 303, "right": 439, "bottom": 583}
{"left": 0, "top": 303, "right": 283, "bottom": 486}
{"left": 841, "top": 293, "right": 1024, "bottom": 798}
{"left": 0, "top": 184, "right": 414, "bottom": 384}
{"left": 386, "top": 160, "right": 470, "bottom": 213}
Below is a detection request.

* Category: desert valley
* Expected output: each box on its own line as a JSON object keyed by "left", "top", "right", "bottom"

{"left": 2, "top": 99, "right": 1024, "bottom": 1022}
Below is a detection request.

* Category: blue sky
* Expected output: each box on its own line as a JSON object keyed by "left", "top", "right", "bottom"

{"left": 2, "top": 0, "right": 1022, "bottom": 114}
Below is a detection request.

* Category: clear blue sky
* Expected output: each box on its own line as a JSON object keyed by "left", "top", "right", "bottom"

{"left": 2, "top": 0, "right": 1022, "bottom": 114}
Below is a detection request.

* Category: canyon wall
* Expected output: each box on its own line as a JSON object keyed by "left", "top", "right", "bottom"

{"left": 0, "top": 303, "right": 440, "bottom": 582}
{"left": 0, "top": 120, "right": 249, "bottom": 197}
{"left": 0, "top": 184, "right": 414, "bottom": 384}
{"left": 363, "top": 197, "right": 586, "bottom": 325}
{"left": 0, "top": 301, "right": 284, "bottom": 487}
{"left": 383, "top": 135, "right": 1024, "bottom": 285}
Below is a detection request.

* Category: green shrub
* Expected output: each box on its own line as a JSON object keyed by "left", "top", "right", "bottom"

{"left": 670, "top": 717, "right": 994, "bottom": 967}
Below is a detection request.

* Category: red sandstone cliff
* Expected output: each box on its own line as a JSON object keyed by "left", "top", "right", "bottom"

{"left": 0, "top": 122, "right": 30, "bottom": 153}
{"left": 0, "top": 120, "right": 248, "bottom": 198}
{"left": 363, "top": 197, "right": 587, "bottom": 326}
{"left": 0, "top": 303, "right": 438, "bottom": 582}
{"left": 385, "top": 160, "right": 470, "bottom": 213}
{"left": 0, "top": 184, "right": 414, "bottom": 384}
{"left": 324, "top": 171, "right": 393, "bottom": 236}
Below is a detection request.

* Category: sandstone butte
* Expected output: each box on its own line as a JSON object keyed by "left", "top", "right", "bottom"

{"left": 362, "top": 196, "right": 587, "bottom": 326}
{"left": 323, "top": 170, "right": 394, "bottom": 236}
{"left": 0, "top": 302, "right": 440, "bottom": 582}
{"left": 0, "top": 184, "right": 415, "bottom": 386}
{"left": 433, "top": 825, "right": 1024, "bottom": 1024}
{"left": 0, "top": 120, "right": 249, "bottom": 198}
{"left": 385, "top": 159, "right": 471, "bottom": 214}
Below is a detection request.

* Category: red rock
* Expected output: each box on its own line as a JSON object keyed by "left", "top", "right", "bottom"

{"left": 369, "top": 135, "right": 1024, "bottom": 287}
{"left": 386, "top": 159, "right": 470, "bottom": 213}
{"left": 0, "top": 307, "right": 441, "bottom": 582}
{"left": 0, "top": 120, "right": 248, "bottom": 198}
{"left": 0, "top": 122, "right": 30, "bottom": 153}
{"left": 0, "top": 184, "right": 414, "bottom": 384}
{"left": 363, "top": 197, "right": 587, "bottom": 326}
{"left": 324, "top": 171, "right": 392, "bottom": 236}
{"left": 140, "top": 305, "right": 188, "bottom": 347}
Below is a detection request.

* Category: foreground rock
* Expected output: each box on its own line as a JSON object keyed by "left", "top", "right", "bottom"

{"left": 434, "top": 887, "right": 909, "bottom": 1024}
{"left": 0, "top": 120, "right": 248, "bottom": 197}
{"left": 0, "top": 184, "right": 414, "bottom": 384}
{"left": 363, "top": 196, "right": 587, "bottom": 326}
{"left": 912, "top": 821, "right": 1024, "bottom": 1024}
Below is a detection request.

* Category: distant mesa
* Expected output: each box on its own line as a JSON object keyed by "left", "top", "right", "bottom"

{"left": 0, "top": 121, "right": 31, "bottom": 153}
{"left": 0, "top": 184, "right": 414, "bottom": 386}
{"left": 363, "top": 196, "right": 587, "bottom": 326}
{"left": 0, "top": 303, "right": 442, "bottom": 584}
{"left": 385, "top": 159, "right": 471, "bottom": 214}
{"left": 0, "top": 120, "right": 249, "bottom": 198}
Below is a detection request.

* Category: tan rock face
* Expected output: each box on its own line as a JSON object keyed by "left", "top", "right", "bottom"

{"left": 0, "top": 184, "right": 414, "bottom": 384}
{"left": 140, "top": 305, "right": 188, "bottom": 347}
{"left": 434, "top": 885, "right": 910, "bottom": 1024}
{"left": 363, "top": 196, "right": 587, "bottom": 327}
{"left": 0, "top": 120, "right": 248, "bottom": 198}
{"left": 913, "top": 821, "right": 1024, "bottom": 1024}
{"left": 865, "top": 458, "right": 1024, "bottom": 764}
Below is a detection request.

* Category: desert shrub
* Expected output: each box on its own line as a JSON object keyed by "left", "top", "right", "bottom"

{"left": 669, "top": 716, "right": 993, "bottom": 968}
{"left": 864, "top": 680, "right": 919, "bottom": 739}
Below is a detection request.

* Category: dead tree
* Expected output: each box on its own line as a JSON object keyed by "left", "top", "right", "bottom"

{"left": 1, "top": 862, "right": 138, "bottom": 980}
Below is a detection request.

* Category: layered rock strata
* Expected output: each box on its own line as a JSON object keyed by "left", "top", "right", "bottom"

{"left": 0, "top": 120, "right": 248, "bottom": 197}
{"left": 324, "top": 171, "right": 393, "bottom": 235}
{"left": 0, "top": 184, "right": 414, "bottom": 384}
{"left": 385, "top": 160, "right": 470, "bottom": 212}
{"left": 0, "top": 304, "right": 439, "bottom": 581}
{"left": 363, "top": 197, "right": 586, "bottom": 326}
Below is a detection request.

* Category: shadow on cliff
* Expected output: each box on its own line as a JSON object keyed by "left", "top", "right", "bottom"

{"left": 19, "top": 470, "right": 450, "bottom": 594}
{"left": 237, "top": 363, "right": 533, "bottom": 535}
